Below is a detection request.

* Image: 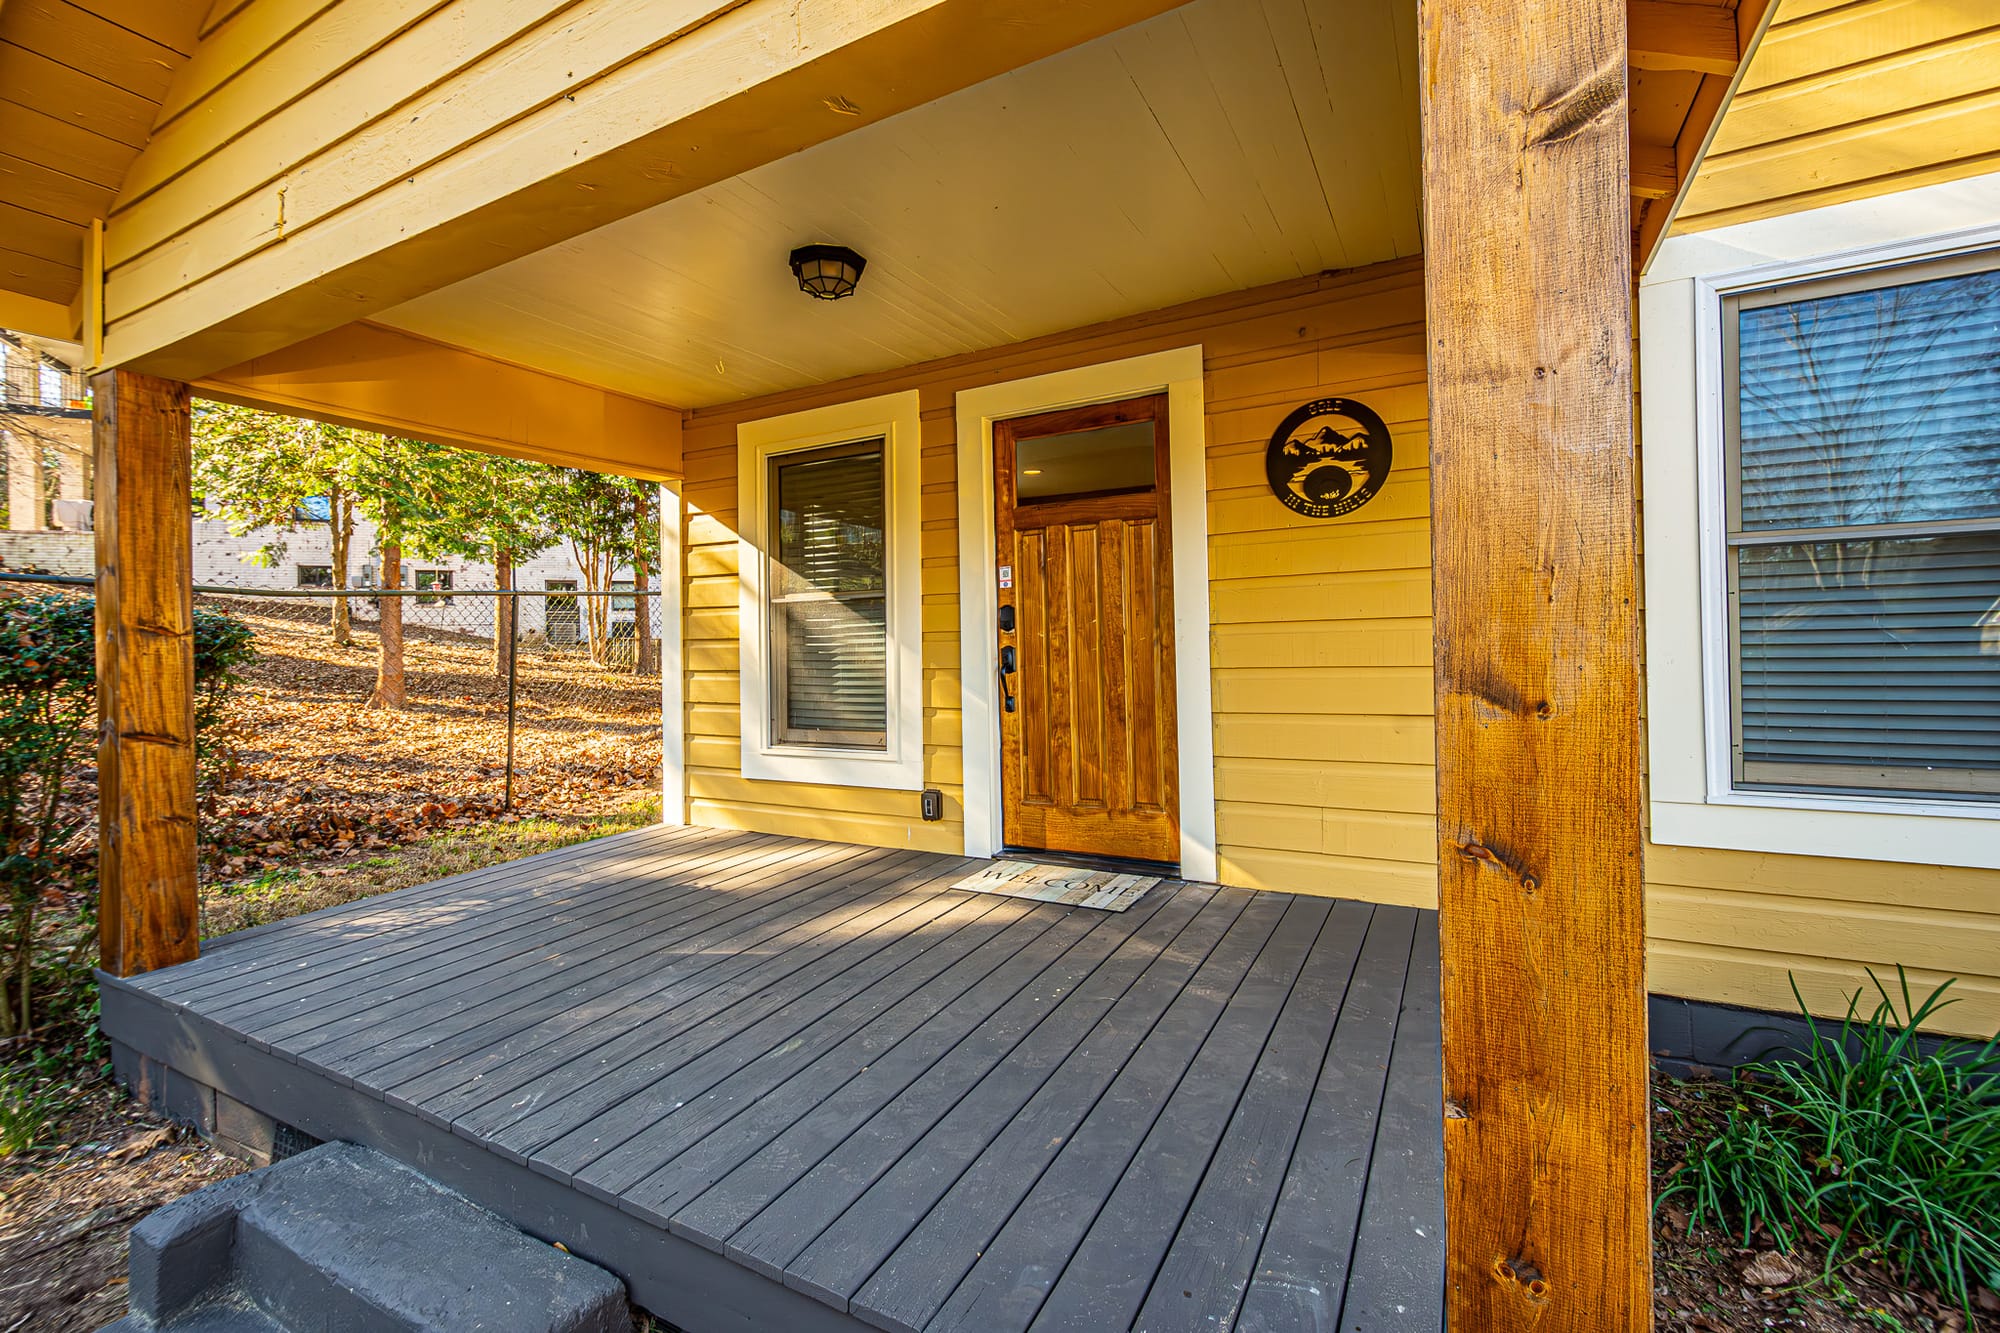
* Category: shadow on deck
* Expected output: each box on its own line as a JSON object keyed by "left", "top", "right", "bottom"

{"left": 100, "top": 824, "right": 1444, "bottom": 1333}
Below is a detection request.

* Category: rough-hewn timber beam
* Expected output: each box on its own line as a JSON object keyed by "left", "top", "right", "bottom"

{"left": 196, "top": 322, "right": 684, "bottom": 481}
{"left": 1421, "top": 0, "right": 1650, "bottom": 1327}
{"left": 1628, "top": 0, "right": 1738, "bottom": 75}
{"left": 103, "top": 0, "right": 1187, "bottom": 381}
{"left": 94, "top": 369, "right": 199, "bottom": 978}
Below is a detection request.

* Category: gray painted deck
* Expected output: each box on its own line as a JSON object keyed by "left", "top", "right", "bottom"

{"left": 100, "top": 824, "right": 1444, "bottom": 1333}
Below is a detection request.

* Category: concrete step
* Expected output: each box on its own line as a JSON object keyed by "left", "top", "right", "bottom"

{"left": 105, "top": 1142, "right": 631, "bottom": 1333}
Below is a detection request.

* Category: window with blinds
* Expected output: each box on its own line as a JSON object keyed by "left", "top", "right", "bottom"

{"left": 1724, "top": 250, "right": 2000, "bottom": 801}
{"left": 767, "top": 439, "right": 889, "bottom": 748}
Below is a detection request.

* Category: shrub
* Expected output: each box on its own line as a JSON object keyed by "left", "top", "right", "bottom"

{"left": 0, "top": 594, "right": 257, "bottom": 1038}
{"left": 1663, "top": 969, "right": 2000, "bottom": 1309}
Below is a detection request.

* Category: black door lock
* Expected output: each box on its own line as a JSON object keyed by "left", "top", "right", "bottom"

{"left": 998, "top": 605, "right": 1016, "bottom": 633}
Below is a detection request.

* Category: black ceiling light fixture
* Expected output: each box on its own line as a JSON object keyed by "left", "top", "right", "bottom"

{"left": 788, "top": 244, "right": 867, "bottom": 301}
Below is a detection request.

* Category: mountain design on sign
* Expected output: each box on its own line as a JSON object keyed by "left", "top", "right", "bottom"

{"left": 1280, "top": 421, "right": 1373, "bottom": 506}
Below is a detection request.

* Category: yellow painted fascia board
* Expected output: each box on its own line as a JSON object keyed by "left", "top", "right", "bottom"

{"left": 105, "top": 0, "right": 1188, "bottom": 382}
{"left": 195, "top": 321, "right": 685, "bottom": 481}
{"left": 0, "top": 288, "right": 78, "bottom": 342}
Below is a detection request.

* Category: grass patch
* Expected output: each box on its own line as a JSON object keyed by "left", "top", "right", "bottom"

{"left": 0, "top": 1063, "right": 65, "bottom": 1158}
{"left": 1661, "top": 969, "right": 2000, "bottom": 1312}
{"left": 200, "top": 797, "right": 661, "bottom": 937}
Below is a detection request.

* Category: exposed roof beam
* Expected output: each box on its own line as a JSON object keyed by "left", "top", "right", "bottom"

{"left": 1630, "top": 139, "right": 1680, "bottom": 200}
{"left": 0, "top": 287, "right": 77, "bottom": 341}
{"left": 196, "top": 321, "right": 683, "bottom": 481}
{"left": 1628, "top": 0, "right": 1740, "bottom": 75}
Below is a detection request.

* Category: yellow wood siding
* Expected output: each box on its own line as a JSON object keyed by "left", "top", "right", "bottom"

{"left": 1675, "top": 0, "right": 2000, "bottom": 231}
{"left": 677, "top": 256, "right": 2000, "bottom": 1037}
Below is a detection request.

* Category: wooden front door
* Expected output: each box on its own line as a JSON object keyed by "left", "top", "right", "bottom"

{"left": 995, "top": 394, "right": 1179, "bottom": 864}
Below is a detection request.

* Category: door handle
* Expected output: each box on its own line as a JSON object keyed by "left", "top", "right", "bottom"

{"left": 998, "top": 644, "right": 1017, "bottom": 714}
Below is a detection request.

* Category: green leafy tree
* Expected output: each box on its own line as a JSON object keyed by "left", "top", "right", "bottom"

{"left": 542, "top": 469, "right": 644, "bottom": 668}
{"left": 193, "top": 401, "right": 366, "bottom": 643}
{"left": 407, "top": 452, "right": 559, "bottom": 675}
{"left": 631, "top": 484, "right": 660, "bottom": 677}
{"left": 340, "top": 434, "right": 453, "bottom": 709}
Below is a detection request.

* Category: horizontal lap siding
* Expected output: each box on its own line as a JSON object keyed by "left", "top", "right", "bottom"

{"left": 1203, "top": 276, "right": 1436, "bottom": 910}
{"left": 1645, "top": 847, "right": 2000, "bottom": 1037}
{"left": 680, "top": 256, "right": 2000, "bottom": 1036}
{"left": 1675, "top": 0, "right": 2000, "bottom": 231}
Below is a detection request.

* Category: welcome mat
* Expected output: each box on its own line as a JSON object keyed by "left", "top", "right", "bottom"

{"left": 951, "top": 860, "right": 1160, "bottom": 912}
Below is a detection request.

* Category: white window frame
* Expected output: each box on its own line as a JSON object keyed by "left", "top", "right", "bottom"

{"left": 1640, "top": 171, "right": 2000, "bottom": 870}
{"left": 737, "top": 390, "right": 923, "bottom": 790}
{"left": 954, "top": 347, "right": 1217, "bottom": 881}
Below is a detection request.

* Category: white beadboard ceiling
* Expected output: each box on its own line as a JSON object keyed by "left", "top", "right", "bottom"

{"left": 376, "top": 0, "right": 1421, "bottom": 410}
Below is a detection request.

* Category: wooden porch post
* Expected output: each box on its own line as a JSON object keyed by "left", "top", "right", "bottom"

{"left": 94, "top": 369, "right": 200, "bottom": 976}
{"left": 1418, "top": 1, "right": 1650, "bottom": 1329}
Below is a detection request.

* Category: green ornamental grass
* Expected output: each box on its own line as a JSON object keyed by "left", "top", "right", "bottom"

{"left": 1663, "top": 968, "right": 2000, "bottom": 1310}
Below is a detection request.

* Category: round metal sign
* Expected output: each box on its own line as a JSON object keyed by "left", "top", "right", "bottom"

{"left": 1263, "top": 397, "right": 1393, "bottom": 519}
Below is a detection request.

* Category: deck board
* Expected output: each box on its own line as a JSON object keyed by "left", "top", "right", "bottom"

{"left": 397, "top": 850, "right": 944, "bottom": 1123}
{"left": 105, "top": 825, "right": 1443, "bottom": 1333}
{"left": 1234, "top": 904, "right": 1418, "bottom": 1333}
{"left": 149, "top": 825, "right": 731, "bottom": 1001}
{"left": 785, "top": 883, "right": 1241, "bottom": 1314}
{"left": 714, "top": 891, "right": 1181, "bottom": 1279}
{"left": 1131, "top": 898, "right": 1375, "bottom": 1333}
{"left": 1335, "top": 910, "right": 1447, "bottom": 1330}
{"left": 308, "top": 842, "right": 888, "bottom": 1077}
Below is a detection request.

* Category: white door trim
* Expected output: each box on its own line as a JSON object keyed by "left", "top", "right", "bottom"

{"left": 954, "top": 346, "right": 1216, "bottom": 881}
{"left": 657, "top": 480, "right": 687, "bottom": 826}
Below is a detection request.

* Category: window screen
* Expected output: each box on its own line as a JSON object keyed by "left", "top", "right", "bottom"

{"left": 1724, "top": 252, "right": 2000, "bottom": 800}
{"left": 767, "top": 440, "right": 888, "bottom": 748}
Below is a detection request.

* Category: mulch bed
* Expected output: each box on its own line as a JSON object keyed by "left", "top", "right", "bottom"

{"left": 0, "top": 1084, "right": 240, "bottom": 1333}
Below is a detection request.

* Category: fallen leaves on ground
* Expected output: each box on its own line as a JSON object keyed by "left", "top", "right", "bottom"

{"left": 193, "top": 599, "right": 663, "bottom": 882}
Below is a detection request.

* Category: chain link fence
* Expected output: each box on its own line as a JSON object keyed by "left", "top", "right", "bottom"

{"left": 0, "top": 572, "right": 664, "bottom": 841}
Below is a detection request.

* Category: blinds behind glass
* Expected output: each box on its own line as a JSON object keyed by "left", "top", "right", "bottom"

{"left": 768, "top": 442, "right": 888, "bottom": 747}
{"left": 1728, "top": 255, "right": 2000, "bottom": 799}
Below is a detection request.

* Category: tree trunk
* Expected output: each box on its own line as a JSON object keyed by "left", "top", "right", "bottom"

{"left": 372, "top": 538, "right": 406, "bottom": 708}
{"left": 493, "top": 549, "right": 514, "bottom": 678}
{"left": 330, "top": 489, "right": 353, "bottom": 645}
{"left": 573, "top": 537, "right": 613, "bottom": 667}
{"left": 633, "top": 503, "right": 656, "bottom": 677}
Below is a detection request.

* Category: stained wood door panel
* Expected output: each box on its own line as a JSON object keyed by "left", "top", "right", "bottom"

{"left": 997, "top": 395, "right": 1178, "bottom": 864}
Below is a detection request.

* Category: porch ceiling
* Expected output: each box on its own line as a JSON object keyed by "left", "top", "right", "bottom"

{"left": 374, "top": 0, "right": 1422, "bottom": 409}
